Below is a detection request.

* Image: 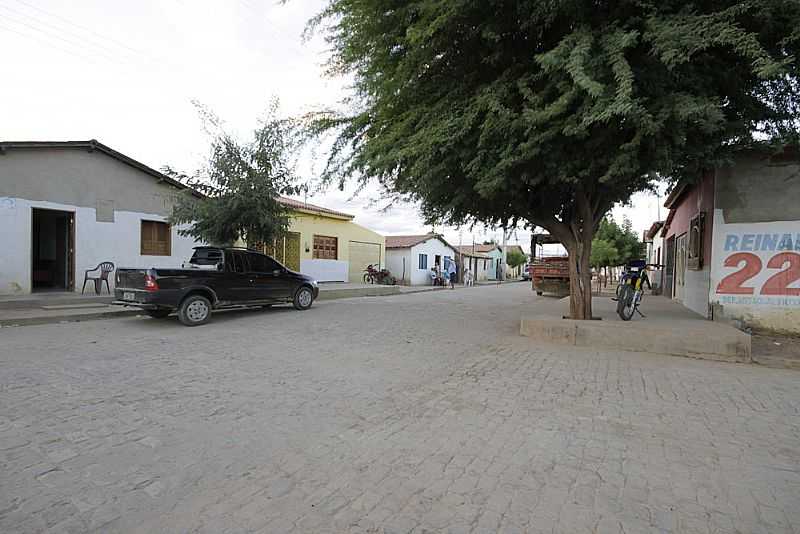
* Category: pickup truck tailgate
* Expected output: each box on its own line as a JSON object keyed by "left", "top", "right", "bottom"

{"left": 115, "top": 269, "right": 148, "bottom": 289}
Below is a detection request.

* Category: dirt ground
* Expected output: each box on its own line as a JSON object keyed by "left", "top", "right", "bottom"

{"left": 752, "top": 332, "right": 800, "bottom": 369}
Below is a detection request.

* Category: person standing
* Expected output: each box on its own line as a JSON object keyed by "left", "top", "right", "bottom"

{"left": 446, "top": 257, "right": 457, "bottom": 289}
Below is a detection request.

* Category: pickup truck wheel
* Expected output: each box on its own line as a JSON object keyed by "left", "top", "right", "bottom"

{"left": 293, "top": 286, "right": 314, "bottom": 310}
{"left": 147, "top": 309, "right": 171, "bottom": 319}
{"left": 178, "top": 295, "right": 212, "bottom": 326}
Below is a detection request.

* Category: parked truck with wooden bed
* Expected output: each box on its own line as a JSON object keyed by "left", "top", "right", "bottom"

{"left": 530, "top": 256, "right": 570, "bottom": 297}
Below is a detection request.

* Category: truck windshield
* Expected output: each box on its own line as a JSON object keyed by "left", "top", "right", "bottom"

{"left": 189, "top": 248, "right": 223, "bottom": 266}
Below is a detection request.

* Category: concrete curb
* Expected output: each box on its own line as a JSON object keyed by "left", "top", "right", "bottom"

{"left": 0, "top": 285, "right": 436, "bottom": 326}
{"left": 317, "top": 286, "right": 402, "bottom": 300}
{"left": 0, "top": 309, "right": 141, "bottom": 328}
{"left": 520, "top": 317, "right": 752, "bottom": 363}
{"left": 0, "top": 282, "right": 516, "bottom": 327}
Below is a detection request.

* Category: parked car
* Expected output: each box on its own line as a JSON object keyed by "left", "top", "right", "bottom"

{"left": 521, "top": 263, "right": 532, "bottom": 281}
{"left": 113, "top": 246, "right": 319, "bottom": 326}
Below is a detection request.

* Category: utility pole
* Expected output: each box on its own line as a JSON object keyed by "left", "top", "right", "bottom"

{"left": 458, "top": 229, "right": 463, "bottom": 283}
{"left": 500, "top": 226, "right": 508, "bottom": 282}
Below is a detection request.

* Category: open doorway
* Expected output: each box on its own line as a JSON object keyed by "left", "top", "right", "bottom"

{"left": 31, "top": 208, "right": 74, "bottom": 292}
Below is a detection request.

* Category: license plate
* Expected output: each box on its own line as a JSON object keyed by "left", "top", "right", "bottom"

{"left": 123, "top": 292, "right": 135, "bottom": 301}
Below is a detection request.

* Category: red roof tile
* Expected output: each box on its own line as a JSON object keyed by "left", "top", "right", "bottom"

{"left": 278, "top": 197, "right": 354, "bottom": 219}
{"left": 385, "top": 234, "right": 436, "bottom": 249}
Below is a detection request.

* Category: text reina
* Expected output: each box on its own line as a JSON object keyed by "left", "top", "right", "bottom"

{"left": 724, "top": 233, "right": 800, "bottom": 252}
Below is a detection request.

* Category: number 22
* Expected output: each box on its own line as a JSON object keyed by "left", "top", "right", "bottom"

{"left": 716, "top": 253, "right": 761, "bottom": 294}
{"left": 716, "top": 252, "right": 800, "bottom": 296}
{"left": 762, "top": 252, "right": 800, "bottom": 296}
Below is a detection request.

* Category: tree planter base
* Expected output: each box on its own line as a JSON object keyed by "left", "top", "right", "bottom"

{"left": 521, "top": 317, "right": 751, "bottom": 363}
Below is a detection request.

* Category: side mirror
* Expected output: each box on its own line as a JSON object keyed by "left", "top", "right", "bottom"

{"left": 273, "top": 269, "right": 282, "bottom": 276}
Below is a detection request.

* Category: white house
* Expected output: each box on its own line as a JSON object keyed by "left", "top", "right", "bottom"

{"left": 644, "top": 221, "right": 665, "bottom": 292}
{"left": 385, "top": 234, "right": 457, "bottom": 285}
{"left": 0, "top": 140, "right": 203, "bottom": 295}
{"left": 460, "top": 244, "right": 503, "bottom": 279}
{"left": 454, "top": 246, "right": 491, "bottom": 282}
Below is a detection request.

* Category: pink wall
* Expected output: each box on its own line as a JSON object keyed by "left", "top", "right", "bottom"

{"left": 664, "top": 170, "right": 715, "bottom": 263}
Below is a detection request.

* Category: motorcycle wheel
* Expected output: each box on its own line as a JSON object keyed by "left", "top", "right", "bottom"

{"left": 617, "top": 285, "right": 636, "bottom": 321}
{"left": 363, "top": 273, "right": 373, "bottom": 284}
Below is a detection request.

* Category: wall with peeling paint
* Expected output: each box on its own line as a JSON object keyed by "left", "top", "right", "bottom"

{"left": 710, "top": 153, "right": 800, "bottom": 334}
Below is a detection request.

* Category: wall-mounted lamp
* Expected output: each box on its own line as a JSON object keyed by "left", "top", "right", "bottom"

{"left": 304, "top": 241, "right": 310, "bottom": 253}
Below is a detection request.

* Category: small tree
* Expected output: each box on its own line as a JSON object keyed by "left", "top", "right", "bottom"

{"left": 596, "top": 217, "right": 646, "bottom": 268}
{"left": 590, "top": 238, "right": 619, "bottom": 287}
{"left": 506, "top": 249, "right": 527, "bottom": 270}
{"left": 506, "top": 249, "right": 528, "bottom": 269}
{"left": 168, "top": 102, "right": 299, "bottom": 247}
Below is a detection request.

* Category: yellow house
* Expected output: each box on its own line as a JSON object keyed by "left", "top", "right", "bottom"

{"left": 256, "top": 197, "right": 386, "bottom": 283}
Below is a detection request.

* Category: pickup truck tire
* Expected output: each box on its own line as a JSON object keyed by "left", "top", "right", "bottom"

{"left": 146, "top": 309, "right": 171, "bottom": 319}
{"left": 293, "top": 286, "right": 314, "bottom": 311}
{"left": 178, "top": 294, "right": 212, "bottom": 326}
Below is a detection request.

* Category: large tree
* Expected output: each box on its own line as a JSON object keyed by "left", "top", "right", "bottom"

{"left": 307, "top": 0, "right": 800, "bottom": 318}
{"left": 168, "top": 103, "right": 300, "bottom": 247}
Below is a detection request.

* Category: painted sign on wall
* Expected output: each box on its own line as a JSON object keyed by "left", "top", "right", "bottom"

{"left": 711, "top": 214, "right": 800, "bottom": 307}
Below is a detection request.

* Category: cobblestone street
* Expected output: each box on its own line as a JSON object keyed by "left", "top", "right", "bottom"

{"left": 1, "top": 284, "right": 798, "bottom": 533}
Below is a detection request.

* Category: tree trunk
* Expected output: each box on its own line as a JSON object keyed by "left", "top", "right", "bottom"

{"left": 530, "top": 186, "right": 606, "bottom": 320}
{"left": 565, "top": 233, "right": 593, "bottom": 319}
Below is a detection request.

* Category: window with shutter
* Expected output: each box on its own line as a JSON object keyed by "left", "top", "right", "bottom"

{"left": 140, "top": 220, "right": 171, "bottom": 256}
{"left": 313, "top": 235, "right": 338, "bottom": 260}
{"left": 687, "top": 212, "right": 705, "bottom": 270}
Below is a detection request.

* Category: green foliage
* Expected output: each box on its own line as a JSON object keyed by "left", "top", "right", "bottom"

{"left": 590, "top": 239, "right": 619, "bottom": 269}
{"left": 168, "top": 102, "right": 300, "bottom": 247}
{"left": 595, "top": 217, "right": 645, "bottom": 266}
{"left": 307, "top": 0, "right": 800, "bottom": 317}
{"left": 506, "top": 249, "right": 527, "bottom": 269}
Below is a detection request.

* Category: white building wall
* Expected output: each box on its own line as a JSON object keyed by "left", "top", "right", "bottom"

{"left": 466, "top": 256, "right": 490, "bottom": 281}
{"left": 385, "top": 249, "right": 412, "bottom": 285}
{"left": 409, "top": 238, "right": 456, "bottom": 286}
{"left": 709, "top": 209, "right": 800, "bottom": 334}
{"left": 647, "top": 235, "right": 665, "bottom": 290}
{"left": 0, "top": 197, "right": 201, "bottom": 294}
{"left": 300, "top": 259, "right": 348, "bottom": 282}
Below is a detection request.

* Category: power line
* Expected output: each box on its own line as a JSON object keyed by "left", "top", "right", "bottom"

{"left": 10, "top": 0, "right": 159, "bottom": 63}
{"left": 0, "top": 3, "right": 135, "bottom": 66}
{"left": 0, "top": 8, "right": 124, "bottom": 66}
{"left": 0, "top": 21, "right": 103, "bottom": 65}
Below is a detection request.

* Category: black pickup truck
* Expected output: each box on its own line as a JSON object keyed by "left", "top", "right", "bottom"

{"left": 113, "top": 247, "right": 319, "bottom": 326}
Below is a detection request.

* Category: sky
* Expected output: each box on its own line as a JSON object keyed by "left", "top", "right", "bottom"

{"left": 0, "top": 0, "right": 667, "bottom": 254}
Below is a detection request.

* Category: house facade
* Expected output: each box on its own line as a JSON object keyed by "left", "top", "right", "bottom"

{"left": 464, "top": 244, "right": 502, "bottom": 280}
{"left": 644, "top": 221, "right": 665, "bottom": 293}
{"left": 256, "top": 198, "right": 385, "bottom": 283}
{"left": 385, "top": 234, "right": 457, "bottom": 285}
{"left": 455, "top": 246, "right": 491, "bottom": 282}
{"left": 661, "top": 170, "right": 716, "bottom": 316}
{"left": 658, "top": 148, "right": 800, "bottom": 334}
{"left": 0, "top": 140, "right": 203, "bottom": 295}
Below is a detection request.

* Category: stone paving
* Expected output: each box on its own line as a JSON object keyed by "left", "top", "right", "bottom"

{"left": 0, "top": 284, "right": 798, "bottom": 533}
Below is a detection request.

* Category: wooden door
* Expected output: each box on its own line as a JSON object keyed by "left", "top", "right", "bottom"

{"left": 674, "top": 233, "right": 687, "bottom": 302}
{"left": 664, "top": 236, "right": 675, "bottom": 298}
